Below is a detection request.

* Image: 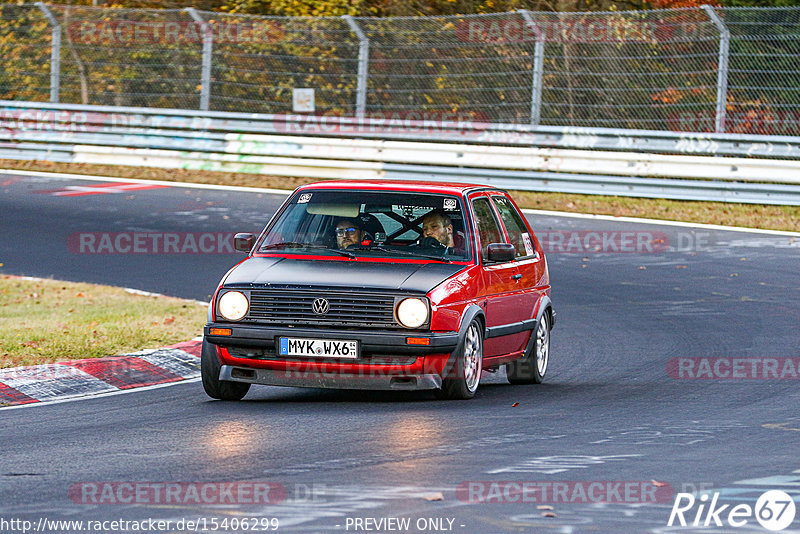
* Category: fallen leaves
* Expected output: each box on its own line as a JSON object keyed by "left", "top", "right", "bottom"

{"left": 423, "top": 492, "right": 444, "bottom": 501}
{"left": 164, "top": 316, "right": 176, "bottom": 325}
{"left": 512, "top": 402, "right": 519, "bottom": 407}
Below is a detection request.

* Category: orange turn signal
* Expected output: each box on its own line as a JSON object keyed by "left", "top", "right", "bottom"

{"left": 406, "top": 337, "right": 430, "bottom": 346}
{"left": 209, "top": 328, "right": 232, "bottom": 336}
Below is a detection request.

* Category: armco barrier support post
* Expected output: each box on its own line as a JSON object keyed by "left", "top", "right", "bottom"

{"left": 343, "top": 15, "right": 369, "bottom": 119}
{"left": 185, "top": 8, "right": 213, "bottom": 111}
{"left": 702, "top": 5, "right": 730, "bottom": 134}
{"left": 35, "top": 2, "right": 61, "bottom": 104}
{"left": 519, "top": 10, "right": 545, "bottom": 127}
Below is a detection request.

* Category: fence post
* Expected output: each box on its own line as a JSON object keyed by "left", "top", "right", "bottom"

{"left": 519, "top": 10, "right": 545, "bottom": 127}
{"left": 702, "top": 5, "right": 729, "bottom": 133}
{"left": 185, "top": 8, "right": 213, "bottom": 111}
{"left": 35, "top": 2, "right": 61, "bottom": 103}
{"left": 342, "top": 15, "right": 369, "bottom": 118}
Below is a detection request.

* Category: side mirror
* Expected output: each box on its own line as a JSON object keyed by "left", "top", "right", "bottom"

{"left": 234, "top": 233, "right": 255, "bottom": 253}
{"left": 486, "top": 243, "right": 515, "bottom": 263}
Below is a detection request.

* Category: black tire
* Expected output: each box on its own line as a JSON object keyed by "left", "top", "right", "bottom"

{"left": 436, "top": 319, "right": 483, "bottom": 400}
{"left": 507, "top": 312, "right": 550, "bottom": 385}
{"left": 201, "top": 338, "right": 250, "bottom": 401}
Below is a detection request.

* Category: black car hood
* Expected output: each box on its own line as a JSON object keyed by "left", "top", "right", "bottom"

{"left": 224, "top": 256, "right": 467, "bottom": 294}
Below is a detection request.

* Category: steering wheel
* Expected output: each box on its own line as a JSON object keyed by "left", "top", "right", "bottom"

{"left": 416, "top": 236, "right": 446, "bottom": 249}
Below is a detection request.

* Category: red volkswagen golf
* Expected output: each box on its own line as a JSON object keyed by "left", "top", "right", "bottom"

{"left": 202, "top": 180, "right": 554, "bottom": 400}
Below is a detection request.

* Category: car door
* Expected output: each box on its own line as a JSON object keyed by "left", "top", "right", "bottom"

{"left": 469, "top": 193, "right": 526, "bottom": 360}
{"left": 490, "top": 194, "right": 547, "bottom": 348}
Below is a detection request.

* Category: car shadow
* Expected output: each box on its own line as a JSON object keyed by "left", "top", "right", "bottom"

{"left": 224, "top": 379, "right": 564, "bottom": 405}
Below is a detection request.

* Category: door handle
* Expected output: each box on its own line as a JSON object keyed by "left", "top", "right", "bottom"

{"left": 512, "top": 274, "right": 522, "bottom": 280}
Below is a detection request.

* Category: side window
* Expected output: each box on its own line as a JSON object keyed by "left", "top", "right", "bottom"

{"left": 471, "top": 197, "right": 504, "bottom": 260}
{"left": 492, "top": 196, "right": 536, "bottom": 258}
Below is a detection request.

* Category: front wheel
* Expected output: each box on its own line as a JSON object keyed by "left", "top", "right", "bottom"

{"left": 201, "top": 339, "right": 250, "bottom": 401}
{"left": 436, "top": 319, "right": 483, "bottom": 400}
{"left": 507, "top": 312, "right": 550, "bottom": 384}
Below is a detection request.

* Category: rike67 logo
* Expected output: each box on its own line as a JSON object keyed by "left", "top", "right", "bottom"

{"left": 668, "top": 490, "right": 797, "bottom": 531}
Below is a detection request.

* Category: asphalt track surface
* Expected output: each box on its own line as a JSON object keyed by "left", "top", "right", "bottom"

{"left": 1, "top": 172, "right": 799, "bottom": 534}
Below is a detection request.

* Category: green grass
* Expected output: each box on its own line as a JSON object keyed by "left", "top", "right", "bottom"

{"left": 0, "top": 276, "right": 206, "bottom": 368}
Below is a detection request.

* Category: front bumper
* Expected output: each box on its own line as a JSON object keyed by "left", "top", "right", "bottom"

{"left": 204, "top": 323, "right": 459, "bottom": 355}
{"left": 220, "top": 365, "right": 443, "bottom": 391}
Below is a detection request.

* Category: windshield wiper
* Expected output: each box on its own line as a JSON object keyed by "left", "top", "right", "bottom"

{"left": 261, "top": 241, "right": 302, "bottom": 250}
{"left": 362, "top": 246, "right": 451, "bottom": 263}
{"left": 260, "top": 242, "right": 355, "bottom": 259}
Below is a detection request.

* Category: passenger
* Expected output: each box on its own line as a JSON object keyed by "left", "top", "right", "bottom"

{"left": 335, "top": 218, "right": 365, "bottom": 249}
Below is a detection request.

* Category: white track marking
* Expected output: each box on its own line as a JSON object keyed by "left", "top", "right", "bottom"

{"left": 523, "top": 208, "right": 800, "bottom": 237}
{"left": 0, "top": 168, "right": 290, "bottom": 195}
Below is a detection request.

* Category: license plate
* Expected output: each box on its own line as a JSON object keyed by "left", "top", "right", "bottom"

{"left": 278, "top": 337, "right": 359, "bottom": 359}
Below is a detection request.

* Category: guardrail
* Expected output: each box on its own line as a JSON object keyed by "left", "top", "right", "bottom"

{"left": 2, "top": 100, "right": 800, "bottom": 205}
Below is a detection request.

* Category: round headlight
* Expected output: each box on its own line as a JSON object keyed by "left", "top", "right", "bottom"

{"left": 396, "top": 298, "right": 429, "bottom": 328}
{"left": 218, "top": 291, "right": 249, "bottom": 321}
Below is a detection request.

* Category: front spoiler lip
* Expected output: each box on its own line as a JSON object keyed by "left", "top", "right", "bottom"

{"left": 220, "top": 365, "right": 443, "bottom": 391}
{"left": 204, "top": 323, "right": 459, "bottom": 355}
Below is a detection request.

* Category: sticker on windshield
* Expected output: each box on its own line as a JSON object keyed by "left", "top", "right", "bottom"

{"left": 522, "top": 233, "right": 534, "bottom": 256}
{"left": 298, "top": 193, "right": 312, "bottom": 203}
{"left": 443, "top": 198, "right": 457, "bottom": 210}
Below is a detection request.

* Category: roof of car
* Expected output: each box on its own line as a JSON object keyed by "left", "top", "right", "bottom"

{"left": 297, "top": 180, "right": 498, "bottom": 195}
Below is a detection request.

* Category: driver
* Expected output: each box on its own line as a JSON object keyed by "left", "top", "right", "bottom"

{"left": 335, "top": 218, "right": 365, "bottom": 249}
{"left": 421, "top": 210, "right": 454, "bottom": 248}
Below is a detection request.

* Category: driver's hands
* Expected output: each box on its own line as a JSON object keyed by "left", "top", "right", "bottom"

{"left": 417, "top": 236, "right": 446, "bottom": 248}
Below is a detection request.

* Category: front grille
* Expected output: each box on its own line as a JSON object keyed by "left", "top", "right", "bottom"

{"left": 247, "top": 288, "right": 399, "bottom": 328}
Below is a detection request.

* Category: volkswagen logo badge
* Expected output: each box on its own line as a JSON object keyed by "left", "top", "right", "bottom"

{"left": 312, "top": 298, "right": 330, "bottom": 315}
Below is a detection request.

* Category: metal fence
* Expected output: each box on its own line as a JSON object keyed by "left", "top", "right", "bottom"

{"left": 1, "top": 4, "right": 800, "bottom": 134}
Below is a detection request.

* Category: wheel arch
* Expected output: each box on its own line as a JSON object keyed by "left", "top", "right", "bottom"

{"left": 523, "top": 295, "right": 554, "bottom": 358}
{"left": 441, "top": 304, "right": 485, "bottom": 377}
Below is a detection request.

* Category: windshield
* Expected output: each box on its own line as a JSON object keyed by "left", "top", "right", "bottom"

{"left": 257, "top": 189, "right": 473, "bottom": 261}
